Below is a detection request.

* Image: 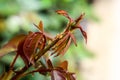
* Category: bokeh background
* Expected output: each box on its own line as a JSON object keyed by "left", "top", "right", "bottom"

{"left": 0, "top": 0, "right": 120, "bottom": 80}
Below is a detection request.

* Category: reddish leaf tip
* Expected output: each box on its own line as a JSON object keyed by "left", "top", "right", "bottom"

{"left": 56, "top": 10, "right": 68, "bottom": 15}
{"left": 59, "top": 61, "right": 68, "bottom": 71}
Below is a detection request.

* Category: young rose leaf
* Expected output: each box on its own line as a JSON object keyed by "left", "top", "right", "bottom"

{"left": 55, "top": 33, "right": 69, "bottom": 47}
{"left": 17, "top": 39, "right": 29, "bottom": 67}
{"left": 39, "top": 21, "right": 43, "bottom": 32}
{"left": 51, "top": 70, "right": 66, "bottom": 80}
{"left": 38, "top": 40, "right": 45, "bottom": 51}
{"left": 53, "top": 36, "right": 71, "bottom": 57}
{"left": 69, "top": 32, "right": 77, "bottom": 46}
{"left": 59, "top": 38, "right": 71, "bottom": 55}
{"left": 59, "top": 61, "right": 68, "bottom": 71}
{"left": 35, "top": 34, "right": 46, "bottom": 57}
{"left": 0, "top": 34, "right": 26, "bottom": 57}
{"left": 81, "top": 30, "right": 87, "bottom": 43}
{"left": 34, "top": 22, "right": 53, "bottom": 41}
{"left": 56, "top": 10, "right": 72, "bottom": 22}
{"left": 23, "top": 31, "right": 34, "bottom": 49}
{"left": 51, "top": 42, "right": 66, "bottom": 56}
{"left": 56, "top": 10, "right": 68, "bottom": 17}
{"left": 75, "top": 13, "right": 85, "bottom": 26}
{"left": 55, "top": 40, "right": 69, "bottom": 57}
{"left": 75, "top": 25, "right": 87, "bottom": 43}
{"left": 51, "top": 34, "right": 68, "bottom": 56}
{"left": 34, "top": 21, "right": 43, "bottom": 32}
{"left": 23, "top": 32, "right": 44, "bottom": 65}
{"left": 78, "top": 26, "right": 87, "bottom": 43}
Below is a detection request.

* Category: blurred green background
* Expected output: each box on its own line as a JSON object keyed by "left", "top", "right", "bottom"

{"left": 0, "top": 0, "right": 95, "bottom": 80}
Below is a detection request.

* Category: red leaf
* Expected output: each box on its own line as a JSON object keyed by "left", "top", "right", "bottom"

{"left": 51, "top": 33, "right": 69, "bottom": 56}
{"left": 75, "top": 26, "right": 87, "bottom": 43}
{"left": 54, "top": 40, "right": 69, "bottom": 57}
{"left": 52, "top": 35, "right": 72, "bottom": 56}
{"left": 34, "top": 21, "right": 43, "bottom": 32}
{"left": 79, "top": 26, "right": 87, "bottom": 43}
{"left": 75, "top": 13, "right": 85, "bottom": 26}
{"left": 17, "top": 38, "right": 29, "bottom": 67}
{"left": 34, "top": 22, "right": 53, "bottom": 41}
{"left": 56, "top": 10, "right": 68, "bottom": 16}
{"left": 39, "top": 21, "right": 43, "bottom": 32}
{"left": 59, "top": 38, "right": 71, "bottom": 55}
{"left": 51, "top": 70, "right": 66, "bottom": 80}
{"left": 51, "top": 34, "right": 68, "bottom": 54}
{"left": 56, "top": 10, "right": 72, "bottom": 22}
{"left": 37, "top": 33, "right": 46, "bottom": 51}
{"left": 82, "top": 30, "right": 87, "bottom": 43}
{"left": 38, "top": 40, "right": 45, "bottom": 51}
{"left": 59, "top": 61, "right": 68, "bottom": 71}
{"left": 23, "top": 32, "right": 43, "bottom": 65}
{"left": 51, "top": 42, "right": 66, "bottom": 56}
{"left": 55, "top": 33, "right": 69, "bottom": 47}
{"left": 69, "top": 32, "right": 77, "bottom": 46}
{"left": 0, "top": 34, "right": 26, "bottom": 57}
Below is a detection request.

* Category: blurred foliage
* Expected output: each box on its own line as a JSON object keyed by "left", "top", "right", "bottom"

{"left": 0, "top": 0, "right": 96, "bottom": 39}
{"left": 0, "top": 0, "right": 94, "bottom": 80}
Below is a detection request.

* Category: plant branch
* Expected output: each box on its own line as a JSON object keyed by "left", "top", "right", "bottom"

{"left": 11, "top": 35, "right": 62, "bottom": 80}
{"left": 36, "top": 37, "right": 60, "bottom": 61}
{"left": 10, "top": 53, "right": 19, "bottom": 70}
